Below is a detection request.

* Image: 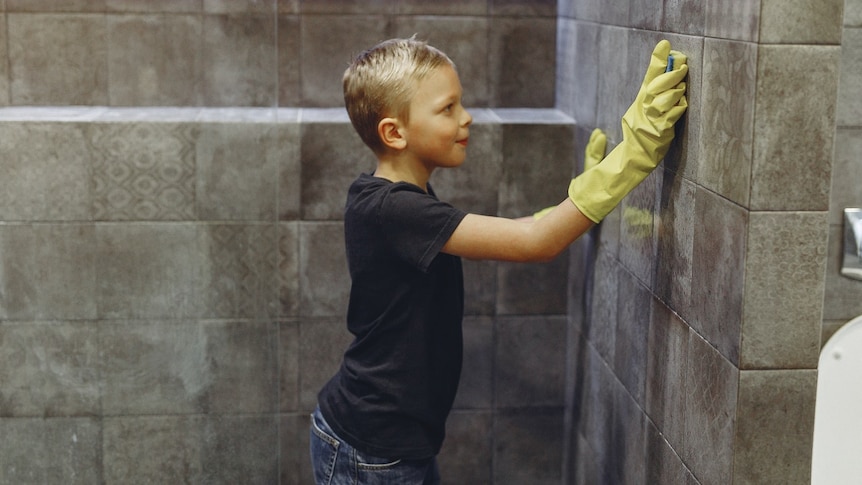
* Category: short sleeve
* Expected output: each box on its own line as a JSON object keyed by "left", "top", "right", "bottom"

{"left": 378, "top": 185, "right": 466, "bottom": 272}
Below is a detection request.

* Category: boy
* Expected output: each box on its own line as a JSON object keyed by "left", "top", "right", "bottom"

{"left": 311, "top": 37, "right": 688, "bottom": 484}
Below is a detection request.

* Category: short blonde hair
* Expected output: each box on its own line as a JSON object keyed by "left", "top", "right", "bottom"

{"left": 343, "top": 37, "right": 455, "bottom": 154}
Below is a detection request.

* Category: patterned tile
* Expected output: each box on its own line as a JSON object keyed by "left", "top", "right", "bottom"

{"left": 89, "top": 122, "right": 197, "bottom": 221}
{"left": 0, "top": 417, "right": 101, "bottom": 484}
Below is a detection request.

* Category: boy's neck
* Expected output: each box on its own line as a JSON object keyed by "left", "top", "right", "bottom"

{"left": 373, "top": 154, "right": 433, "bottom": 191}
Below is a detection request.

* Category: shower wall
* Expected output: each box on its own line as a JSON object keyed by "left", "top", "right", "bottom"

{"left": 558, "top": 0, "right": 843, "bottom": 484}
{"left": 824, "top": 0, "right": 862, "bottom": 342}
{"left": 0, "top": 2, "right": 577, "bottom": 485}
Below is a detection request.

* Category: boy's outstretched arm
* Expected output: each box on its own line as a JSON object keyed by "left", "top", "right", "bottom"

{"left": 442, "top": 40, "right": 688, "bottom": 263}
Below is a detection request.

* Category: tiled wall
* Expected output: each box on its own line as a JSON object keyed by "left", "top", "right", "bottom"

{"left": 824, "top": 0, "right": 862, "bottom": 341}
{"left": 0, "top": 0, "right": 556, "bottom": 108}
{"left": 558, "top": 0, "right": 846, "bottom": 483}
{"left": 0, "top": 107, "right": 574, "bottom": 484}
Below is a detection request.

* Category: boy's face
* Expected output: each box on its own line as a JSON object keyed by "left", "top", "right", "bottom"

{"left": 401, "top": 64, "right": 472, "bottom": 170}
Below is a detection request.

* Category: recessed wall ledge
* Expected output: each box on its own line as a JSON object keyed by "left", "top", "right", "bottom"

{"left": 0, "top": 107, "right": 575, "bottom": 125}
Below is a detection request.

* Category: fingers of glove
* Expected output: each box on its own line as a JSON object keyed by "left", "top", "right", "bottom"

{"left": 660, "top": 96, "right": 688, "bottom": 126}
{"left": 645, "top": 63, "right": 688, "bottom": 94}
{"left": 643, "top": 40, "right": 673, "bottom": 86}
{"left": 587, "top": 128, "right": 607, "bottom": 158}
{"left": 668, "top": 50, "right": 688, "bottom": 67}
{"left": 644, "top": 83, "right": 686, "bottom": 117}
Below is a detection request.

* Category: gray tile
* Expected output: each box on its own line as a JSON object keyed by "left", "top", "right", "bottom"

{"left": 489, "top": 17, "right": 556, "bottom": 108}
{"left": 202, "top": 14, "right": 277, "bottom": 107}
{"left": 300, "top": 15, "right": 388, "bottom": 107}
{"left": 733, "top": 370, "right": 817, "bottom": 485}
{"left": 106, "top": 0, "right": 201, "bottom": 12}
{"left": 279, "top": 222, "right": 301, "bottom": 317}
{"left": 682, "top": 330, "right": 738, "bottom": 484}
{"left": 496, "top": 257, "right": 569, "bottom": 316}
{"left": 556, "top": 20, "right": 600, "bottom": 125}
{"left": 107, "top": 14, "right": 202, "bottom": 106}
{"left": 847, "top": 1, "right": 862, "bottom": 27}
{"left": 95, "top": 224, "right": 201, "bottom": 318}
{"left": 277, "top": 120, "right": 302, "bottom": 220}
{"left": 645, "top": 421, "right": 699, "bottom": 485}
{"left": 453, "top": 317, "right": 493, "bottom": 409}
{"left": 392, "top": 16, "right": 490, "bottom": 108}
{"left": 196, "top": 123, "right": 282, "bottom": 220}
{"left": 101, "top": 320, "right": 277, "bottom": 415}
{"left": 0, "top": 122, "right": 91, "bottom": 221}
{"left": 89, "top": 122, "right": 198, "bottom": 221}
{"left": 300, "top": 121, "right": 376, "bottom": 221}
{"left": 438, "top": 411, "right": 493, "bottom": 484}
{"left": 760, "top": 0, "right": 843, "bottom": 44}
{"left": 280, "top": 320, "right": 300, "bottom": 412}
{"left": 577, "top": 344, "right": 615, "bottom": 474}
{"left": 0, "top": 417, "right": 101, "bottom": 484}
{"left": 103, "top": 415, "right": 279, "bottom": 484}
{"left": 823, "top": 224, "right": 862, "bottom": 321}
{"left": 462, "top": 259, "right": 497, "bottom": 316}
{"left": 612, "top": 381, "right": 648, "bottom": 484}
{"left": 399, "top": 0, "right": 486, "bottom": 15}
{"left": 587, "top": 249, "right": 618, "bottom": 363}
{"left": 630, "top": 0, "right": 663, "bottom": 30}
{"left": 662, "top": 0, "right": 705, "bottom": 35}
{"left": 741, "top": 212, "right": 828, "bottom": 369}
{"left": 596, "top": 27, "right": 630, "bottom": 143}
{"left": 280, "top": 413, "right": 313, "bottom": 485}
{"left": 299, "top": 222, "right": 349, "bottom": 318}
{"left": 204, "top": 0, "right": 277, "bottom": 14}
{"left": 614, "top": 274, "right": 651, "bottom": 407}
{"left": 277, "top": 14, "right": 301, "bottom": 106}
{"left": 830, "top": 128, "right": 862, "bottom": 225}
{"left": 705, "top": 0, "right": 760, "bottom": 41}
{"left": 837, "top": 28, "right": 862, "bottom": 126}
{"left": 655, "top": 169, "right": 696, "bottom": 320}
{"left": 0, "top": 14, "right": 7, "bottom": 106}
{"left": 691, "top": 187, "right": 747, "bottom": 365}
{"left": 619, "top": 169, "right": 658, "bottom": 286}
{"left": 498, "top": 121, "right": 575, "bottom": 218}
{"left": 495, "top": 316, "right": 567, "bottom": 408}
{"left": 752, "top": 45, "right": 839, "bottom": 211}
{"left": 493, "top": 409, "right": 564, "bottom": 485}
{"left": 298, "top": 318, "right": 353, "bottom": 410}
{"left": 8, "top": 13, "right": 107, "bottom": 105}
{"left": 7, "top": 0, "right": 105, "bottom": 11}
{"left": 0, "top": 224, "right": 97, "bottom": 320}
{"left": 645, "top": 300, "right": 689, "bottom": 449}
{"left": 490, "top": 0, "right": 555, "bottom": 17}
{"left": 699, "top": 38, "right": 756, "bottom": 207}
{"left": 0, "top": 322, "right": 100, "bottom": 417}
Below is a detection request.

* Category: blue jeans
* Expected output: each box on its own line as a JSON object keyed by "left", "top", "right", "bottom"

{"left": 309, "top": 406, "right": 441, "bottom": 485}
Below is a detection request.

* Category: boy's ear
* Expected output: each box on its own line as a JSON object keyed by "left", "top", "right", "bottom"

{"left": 378, "top": 117, "right": 407, "bottom": 150}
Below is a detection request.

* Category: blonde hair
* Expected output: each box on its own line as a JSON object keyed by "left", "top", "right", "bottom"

{"left": 343, "top": 37, "right": 455, "bottom": 154}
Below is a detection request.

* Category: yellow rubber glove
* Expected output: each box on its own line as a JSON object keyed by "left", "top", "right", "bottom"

{"left": 568, "top": 40, "right": 688, "bottom": 223}
{"left": 532, "top": 128, "right": 608, "bottom": 220}
{"left": 583, "top": 128, "right": 607, "bottom": 173}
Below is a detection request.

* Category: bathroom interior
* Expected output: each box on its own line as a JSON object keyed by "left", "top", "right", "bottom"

{"left": 0, "top": 0, "right": 860, "bottom": 484}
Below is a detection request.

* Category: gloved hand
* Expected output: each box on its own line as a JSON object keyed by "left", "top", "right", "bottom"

{"left": 568, "top": 40, "right": 688, "bottom": 223}
{"left": 583, "top": 128, "right": 607, "bottom": 173}
{"left": 532, "top": 128, "right": 608, "bottom": 220}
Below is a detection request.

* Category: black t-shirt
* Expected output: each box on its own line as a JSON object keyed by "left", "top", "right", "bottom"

{"left": 318, "top": 173, "right": 468, "bottom": 460}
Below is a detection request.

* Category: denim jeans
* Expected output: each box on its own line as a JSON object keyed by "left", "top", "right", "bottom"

{"left": 309, "top": 406, "right": 441, "bottom": 485}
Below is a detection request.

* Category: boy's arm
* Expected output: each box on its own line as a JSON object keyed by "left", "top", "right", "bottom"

{"left": 443, "top": 40, "right": 687, "bottom": 263}
{"left": 442, "top": 199, "right": 594, "bottom": 262}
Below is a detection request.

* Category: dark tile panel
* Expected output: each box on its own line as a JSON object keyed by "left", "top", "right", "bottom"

{"left": 0, "top": 417, "right": 102, "bottom": 484}
{"left": 495, "top": 316, "right": 567, "bottom": 408}
{"left": 0, "top": 322, "right": 100, "bottom": 417}
{"left": 8, "top": 13, "right": 108, "bottom": 105}
{"left": 691, "top": 187, "right": 747, "bottom": 365}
